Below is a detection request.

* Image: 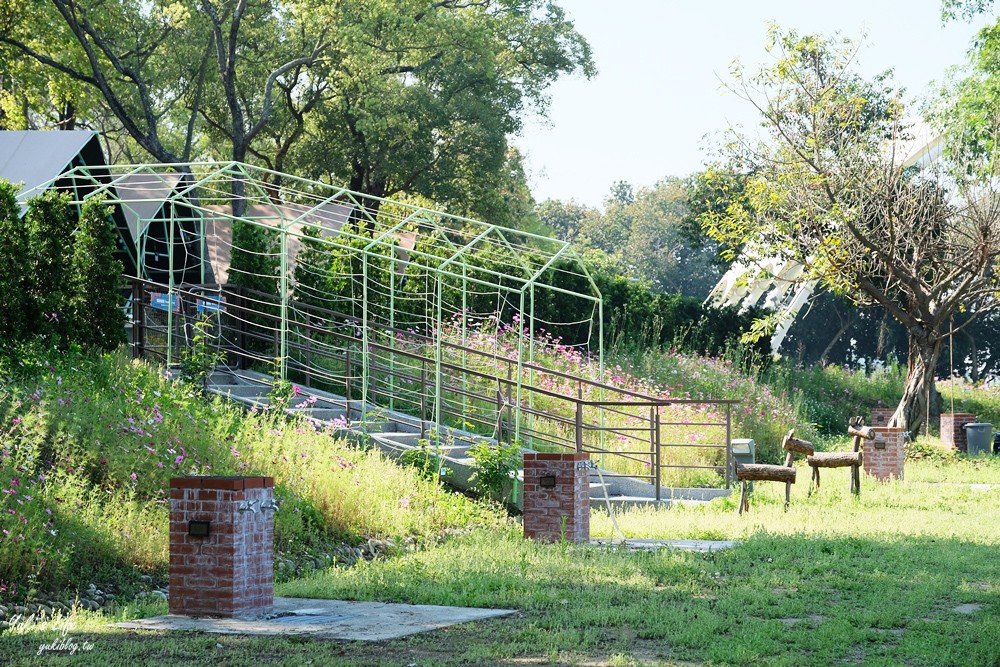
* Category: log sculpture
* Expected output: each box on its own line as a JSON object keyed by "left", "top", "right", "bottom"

{"left": 806, "top": 416, "right": 870, "bottom": 496}
{"left": 735, "top": 429, "right": 812, "bottom": 514}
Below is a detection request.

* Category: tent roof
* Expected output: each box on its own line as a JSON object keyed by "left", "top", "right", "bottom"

{"left": 116, "top": 171, "right": 186, "bottom": 241}
{"left": 0, "top": 131, "right": 102, "bottom": 206}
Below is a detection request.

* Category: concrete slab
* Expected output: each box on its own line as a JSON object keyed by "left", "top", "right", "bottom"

{"left": 115, "top": 597, "right": 516, "bottom": 641}
{"left": 591, "top": 538, "right": 738, "bottom": 553}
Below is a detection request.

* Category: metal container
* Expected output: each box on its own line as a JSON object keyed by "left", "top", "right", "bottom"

{"left": 963, "top": 423, "right": 993, "bottom": 455}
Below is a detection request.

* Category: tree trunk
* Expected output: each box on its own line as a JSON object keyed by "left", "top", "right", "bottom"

{"left": 892, "top": 331, "right": 942, "bottom": 435}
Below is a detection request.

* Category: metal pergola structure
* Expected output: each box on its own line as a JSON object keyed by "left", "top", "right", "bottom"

{"left": 24, "top": 161, "right": 605, "bottom": 444}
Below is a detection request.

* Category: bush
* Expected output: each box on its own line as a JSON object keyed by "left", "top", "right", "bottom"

{"left": 0, "top": 181, "right": 125, "bottom": 353}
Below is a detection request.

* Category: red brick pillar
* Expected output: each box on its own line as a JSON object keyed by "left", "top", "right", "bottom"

{"left": 871, "top": 407, "right": 895, "bottom": 428}
{"left": 866, "top": 428, "right": 906, "bottom": 481}
{"left": 940, "top": 413, "right": 977, "bottom": 452}
{"left": 522, "top": 453, "right": 590, "bottom": 543}
{"left": 169, "top": 476, "right": 275, "bottom": 618}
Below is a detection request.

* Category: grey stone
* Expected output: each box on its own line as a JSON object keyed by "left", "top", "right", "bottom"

{"left": 953, "top": 603, "right": 982, "bottom": 615}
{"left": 115, "top": 597, "right": 516, "bottom": 641}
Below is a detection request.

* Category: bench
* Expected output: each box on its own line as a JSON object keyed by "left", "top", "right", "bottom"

{"left": 735, "top": 429, "right": 813, "bottom": 514}
{"left": 807, "top": 416, "right": 872, "bottom": 496}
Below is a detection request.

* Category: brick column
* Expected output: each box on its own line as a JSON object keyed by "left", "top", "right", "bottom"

{"left": 871, "top": 407, "right": 895, "bottom": 428}
{"left": 169, "top": 476, "right": 275, "bottom": 618}
{"left": 522, "top": 453, "right": 590, "bottom": 543}
{"left": 866, "top": 428, "right": 905, "bottom": 481}
{"left": 940, "top": 413, "right": 977, "bottom": 452}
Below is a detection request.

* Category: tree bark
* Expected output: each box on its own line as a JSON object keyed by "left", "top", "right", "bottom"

{"left": 807, "top": 452, "right": 862, "bottom": 468}
{"left": 736, "top": 464, "right": 796, "bottom": 483}
{"left": 892, "top": 330, "right": 943, "bottom": 435}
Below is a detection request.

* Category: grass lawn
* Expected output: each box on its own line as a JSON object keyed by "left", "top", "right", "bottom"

{"left": 1, "top": 457, "right": 998, "bottom": 666}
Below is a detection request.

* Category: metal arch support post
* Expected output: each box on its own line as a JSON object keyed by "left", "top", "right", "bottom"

{"left": 434, "top": 274, "right": 445, "bottom": 451}
{"left": 279, "top": 207, "right": 290, "bottom": 381}
{"left": 166, "top": 200, "right": 176, "bottom": 367}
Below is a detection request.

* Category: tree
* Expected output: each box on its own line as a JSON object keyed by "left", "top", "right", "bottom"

{"left": 68, "top": 195, "right": 126, "bottom": 351}
{"left": 570, "top": 179, "right": 722, "bottom": 298}
{"left": 0, "top": 180, "right": 31, "bottom": 346}
{"left": 290, "top": 0, "right": 594, "bottom": 223}
{"left": 701, "top": 27, "right": 1000, "bottom": 434}
{"left": 2, "top": 1, "right": 590, "bottom": 224}
{"left": 0, "top": 0, "right": 328, "bottom": 212}
{"left": 25, "top": 189, "right": 74, "bottom": 343}
{"left": 535, "top": 198, "right": 599, "bottom": 241}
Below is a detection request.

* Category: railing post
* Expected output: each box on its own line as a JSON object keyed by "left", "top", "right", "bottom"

{"left": 654, "top": 407, "right": 661, "bottom": 502}
{"left": 506, "top": 364, "right": 513, "bottom": 446}
{"left": 345, "top": 349, "right": 353, "bottom": 421}
{"left": 726, "top": 403, "right": 733, "bottom": 489}
{"left": 237, "top": 286, "right": 247, "bottom": 369}
{"left": 304, "top": 331, "right": 312, "bottom": 386}
{"left": 131, "top": 279, "right": 144, "bottom": 359}
{"left": 420, "top": 361, "right": 428, "bottom": 440}
{"left": 273, "top": 328, "right": 280, "bottom": 368}
{"left": 575, "top": 381, "right": 585, "bottom": 453}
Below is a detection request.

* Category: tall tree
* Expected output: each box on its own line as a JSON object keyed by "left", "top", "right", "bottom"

{"left": 25, "top": 189, "right": 74, "bottom": 343}
{"left": 0, "top": 0, "right": 328, "bottom": 211}
{"left": 68, "top": 195, "right": 127, "bottom": 351}
{"left": 291, "top": 0, "right": 594, "bottom": 222}
{"left": 0, "top": 180, "right": 31, "bottom": 346}
{"left": 701, "top": 27, "right": 1000, "bottom": 434}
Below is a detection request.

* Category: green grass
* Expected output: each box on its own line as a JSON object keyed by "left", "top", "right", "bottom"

{"left": 2, "top": 457, "right": 996, "bottom": 666}
{"left": 3, "top": 342, "right": 1000, "bottom": 665}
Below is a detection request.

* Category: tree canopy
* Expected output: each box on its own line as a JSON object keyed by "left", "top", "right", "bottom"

{"left": 0, "top": 0, "right": 593, "bottom": 223}
{"left": 699, "top": 26, "right": 1000, "bottom": 434}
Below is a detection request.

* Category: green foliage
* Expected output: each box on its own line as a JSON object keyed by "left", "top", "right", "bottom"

{"left": 703, "top": 26, "right": 1000, "bottom": 435}
{"left": 399, "top": 439, "right": 453, "bottom": 482}
{"left": 179, "top": 314, "right": 223, "bottom": 392}
{"left": 68, "top": 195, "right": 126, "bottom": 352}
{"left": 564, "top": 178, "right": 723, "bottom": 299}
{"left": 229, "top": 220, "right": 280, "bottom": 297}
{"left": 24, "top": 189, "right": 74, "bottom": 344}
{"left": 468, "top": 441, "right": 522, "bottom": 502}
{"left": 323, "top": 221, "right": 397, "bottom": 324}
{"left": 0, "top": 182, "right": 124, "bottom": 354}
{"left": 228, "top": 220, "right": 280, "bottom": 356}
{"left": 292, "top": 224, "right": 333, "bottom": 313}
{"left": 267, "top": 357, "right": 296, "bottom": 411}
{"left": 582, "top": 256, "right": 769, "bottom": 358}
{"left": 762, "top": 361, "right": 905, "bottom": 438}
{"left": 0, "top": 179, "right": 30, "bottom": 347}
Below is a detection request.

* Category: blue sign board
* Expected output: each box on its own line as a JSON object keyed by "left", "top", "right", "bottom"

{"left": 197, "top": 296, "right": 226, "bottom": 314}
{"left": 150, "top": 292, "right": 180, "bottom": 312}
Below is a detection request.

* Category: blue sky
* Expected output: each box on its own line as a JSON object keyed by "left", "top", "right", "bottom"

{"left": 515, "top": 0, "right": 993, "bottom": 207}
